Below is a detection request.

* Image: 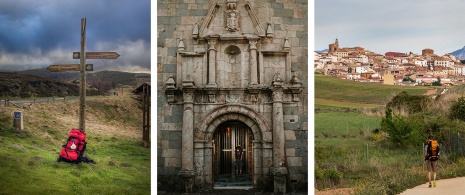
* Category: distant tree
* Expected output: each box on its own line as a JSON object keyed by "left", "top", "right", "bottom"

{"left": 402, "top": 77, "right": 414, "bottom": 82}
{"left": 432, "top": 78, "right": 442, "bottom": 86}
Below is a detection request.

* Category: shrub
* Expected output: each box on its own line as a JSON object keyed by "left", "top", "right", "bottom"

{"left": 449, "top": 97, "right": 465, "bottom": 121}
{"left": 387, "top": 91, "right": 430, "bottom": 114}
{"left": 381, "top": 109, "right": 424, "bottom": 147}
{"left": 324, "top": 167, "right": 343, "bottom": 187}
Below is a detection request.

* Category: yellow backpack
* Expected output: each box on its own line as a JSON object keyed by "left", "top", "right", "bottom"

{"left": 428, "top": 140, "right": 439, "bottom": 161}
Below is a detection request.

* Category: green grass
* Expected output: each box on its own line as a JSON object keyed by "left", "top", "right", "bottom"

{"left": 0, "top": 127, "right": 150, "bottom": 194}
{"left": 314, "top": 73, "right": 465, "bottom": 194}
{"left": 316, "top": 98, "right": 383, "bottom": 108}
{"left": 315, "top": 111, "right": 381, "bottom": 137}
{"left": 315, "top": 110, "right": 465, "bottom": 194}
{"left": 315, "top": 73, "right": 433, "bottom": 104}
{"left": 0, "top": 96, "right": 149, "bottom": 194}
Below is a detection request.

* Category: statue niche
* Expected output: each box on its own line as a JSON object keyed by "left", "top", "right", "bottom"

{"left": 224, "top": 45, "right": 242, "bottom": 88}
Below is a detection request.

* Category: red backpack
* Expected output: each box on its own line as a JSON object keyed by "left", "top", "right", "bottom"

{"left": 58, "top": 128, "right": 86, "bottom": 163}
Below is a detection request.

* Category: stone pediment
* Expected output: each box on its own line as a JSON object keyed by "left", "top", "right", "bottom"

{"left": 195, "top": 1, "right": 270, "bottom": 40}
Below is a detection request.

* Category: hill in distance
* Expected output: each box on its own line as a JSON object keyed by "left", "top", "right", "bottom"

{"left": 17, "top": 69, "right": 149, "bottom": 86}
{"left": 451, "top": 46, "right": 465, "bottom": 61}
{"left": 0, "top": 72, "right": 80, "bottom": 98}
{"left": 13, "top": 69, "right": 150, "bottom": 96}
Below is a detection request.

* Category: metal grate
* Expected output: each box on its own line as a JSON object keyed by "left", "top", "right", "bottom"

{"left": 213, "top": 122, "right": 252, "bottom": 175}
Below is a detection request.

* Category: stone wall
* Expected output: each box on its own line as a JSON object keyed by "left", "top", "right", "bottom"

{"left": 158, "top": 0, "right": 308, "bottom": 192}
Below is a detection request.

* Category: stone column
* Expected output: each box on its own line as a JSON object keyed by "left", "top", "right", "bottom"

{"left": 194, "top": 140, "right": 207, "bottom": 189}
{"left": 253, "top": 141, "right": 263, "bottom": 187}
{"left": 204, "top": 141, "right": 214, "bottom": 187}
{"left": 206, "top": 36, "right": 218, "bottom": 88}
{"left": 248, "top": 37, "right": 259, "bottom": 86}
{"left": 179, "top": 76, "right": 196, "bottom": 192}
{"left": 271, "top": 73, "right": 287, "bottom": 193}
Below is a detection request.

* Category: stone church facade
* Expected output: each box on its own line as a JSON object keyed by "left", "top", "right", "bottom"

{"left": 157, "top": 0, "right": 308, "bottom": 192}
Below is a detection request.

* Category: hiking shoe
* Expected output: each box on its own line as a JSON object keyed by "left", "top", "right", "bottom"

{"left": 433, "top": 181, "right": 436, "bottom": 187}
{"left": 429, "top": 183, "right": 432, "bottom": 188}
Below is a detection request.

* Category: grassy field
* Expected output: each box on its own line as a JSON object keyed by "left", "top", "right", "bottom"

{"left": 0, "top": 95, "right": 150, "bottom": 194}
{"left": 315, "top": 74, "right": 465, "bottom": 194}
{"left": 315, "top": 98, "right": 384, "bottom": 109}
{"left": 315, "top": 73, "right": 433, "bottom": 104}
{"left": 314, "top": 109, "right": 465, "bottom": 194}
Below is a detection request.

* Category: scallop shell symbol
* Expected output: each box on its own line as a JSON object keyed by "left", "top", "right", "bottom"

{"left": 71, "top": 143, "right": 76, "bottom": 150}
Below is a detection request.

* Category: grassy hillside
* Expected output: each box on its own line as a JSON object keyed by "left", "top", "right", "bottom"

{"left": 0, "top": 72, "right": 80, "bottom": 98}
{"left": 87, "top": 71, "right": 149, "bottom": 87}
{"left": 0, "top": 95, "right": 150, "bottom": 194}
{"left": 18, "top": 68, "right": 150, "bottom": 88}
{"left": 315, "top": 73, "right": 433, "bottom": 104}
{"left": 16, "top": 68, "right": 80, "bottom": 82}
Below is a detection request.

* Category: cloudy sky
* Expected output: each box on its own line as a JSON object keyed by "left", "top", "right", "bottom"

{"left": 315, "top": 0, "right": 465, "bottom": 56}
{"left": 0, "top": 0, "right": 150, "bottom": 72}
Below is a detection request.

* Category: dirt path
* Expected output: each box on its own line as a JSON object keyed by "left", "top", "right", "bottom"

{"left": 400, "top": 177, "right": 465, "bottom": 195}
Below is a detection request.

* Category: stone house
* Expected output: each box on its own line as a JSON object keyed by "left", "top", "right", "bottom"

{"left": 157, "top": 0, "right": 307, "bottom": 193}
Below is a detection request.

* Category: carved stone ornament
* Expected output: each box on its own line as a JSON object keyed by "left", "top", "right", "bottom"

{"left": 225, "top": 10, "right": 239, "bottom": 32}
{"left": 208, "top": 94, "right": 216, "bottom": 103}
{"left": 266, "top": 23, "right": 274, "bottom": 37}
{"left": 283, "top": 37, "right": 290, "bottom": 50}
{"left": 178, "top": 38, "right": 185, "bottom": 51}
{"left": 250, "top": 94, "right": 258, "bottom": 103}
{"left": 289, "top": 73, "right": 303, "bottom": 102}
{"left": 192, "top": 23, "right": 199, "bottom": 39}
{"left": 249, "top": 39, "right": 258, "bottom": 50}
{"left": 272, "top": 72, "right": 284, "bottom": 87}
{"left": 208, "top": 39, "right": 217, "bottom": 50}
{"left": 182, "top": 75, "right": 195, "bottom": 87}
{"left": 272, "top": 92, "right": 282, "bottom": 102}
{"left": 274, "top": 72, "right": 283, "bottom": 82}
{"left": 166, "top": 75, "right": 176, "bottom": 89}
{"left": 227, "top": 0, "right": 237, "bottom": 10}
{"left": 184, "top": 92, "right": 194, "bottom": 103}
{"left": 166, "top": 75, "right": 176, "bottom": 103}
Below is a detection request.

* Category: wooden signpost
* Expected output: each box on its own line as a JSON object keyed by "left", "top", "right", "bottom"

{"left": 47, "top": 64, "right": 93, "bottom": 72}
{"left": 73, "top": 52, "right": 120, "bottom": 59}
{"left": 47, "top": 18, "right": 120, "bottom": 132}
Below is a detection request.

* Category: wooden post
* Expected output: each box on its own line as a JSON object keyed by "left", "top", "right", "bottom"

{"left": 142, "top": 84, "right": 150, "bottom": 147}
{"left": 79, "top": 18, "right": 87, "bottom": 132}
{"left": 142, "top": 85, "right": 146, "bottom": 143}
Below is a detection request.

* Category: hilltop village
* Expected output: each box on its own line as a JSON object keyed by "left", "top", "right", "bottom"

{"left": 314, "top": 39, "right": 465, "bottom": 86}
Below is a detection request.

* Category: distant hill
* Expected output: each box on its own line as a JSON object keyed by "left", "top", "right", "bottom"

{"left": 0, "top": 72, "right": 80, "bottom": 98}
{"left": 87, "top": 71, "right": 150, "bottom": 87}
{"left": 16, "top": 68, "right": 80, "bottom": 82}
{"left": 15, "top": 69, "right": 150, "bottom": 94}
{"left": 315, "top": 49, "right": 329, "bottom": 54}
{"left": 451, "top": 46, "right": 465, "bottom": 60}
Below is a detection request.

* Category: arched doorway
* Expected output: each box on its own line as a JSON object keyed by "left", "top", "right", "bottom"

{"left": 212, "top": 120, "right": 253, "bottom": 188}
{"left": 194, "top": 105, "right": 270, "bottom": 189}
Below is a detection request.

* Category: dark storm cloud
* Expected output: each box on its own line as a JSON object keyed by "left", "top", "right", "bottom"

{"left": 0, "top": 0, "right": 150, "bottom": 72}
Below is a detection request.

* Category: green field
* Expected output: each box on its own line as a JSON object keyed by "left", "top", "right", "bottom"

{"left": 315, "top": 73, "right": 433, "bottom": 104}
{"left": 315, "top": 111, "right": 381, "bottom": 148}
{"left": 315, "top": 74, "right": 465, "bottom": 194}
{"left": 0, "top": 95, "right": 150, "bottom": 194}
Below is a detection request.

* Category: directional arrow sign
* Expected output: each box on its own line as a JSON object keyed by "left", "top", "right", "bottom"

{"left": 47, "top": 64, "right": 93, "bottom": 72}
{"left": 73, "top": 52, "right": 120, "bottom": 59}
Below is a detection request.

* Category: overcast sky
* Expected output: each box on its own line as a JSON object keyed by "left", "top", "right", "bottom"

{"left": 0, "top": 0, "right": 150, "bottom": 72}
{"left": 315, "top": 0, "right": 465, "bottom": 56}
